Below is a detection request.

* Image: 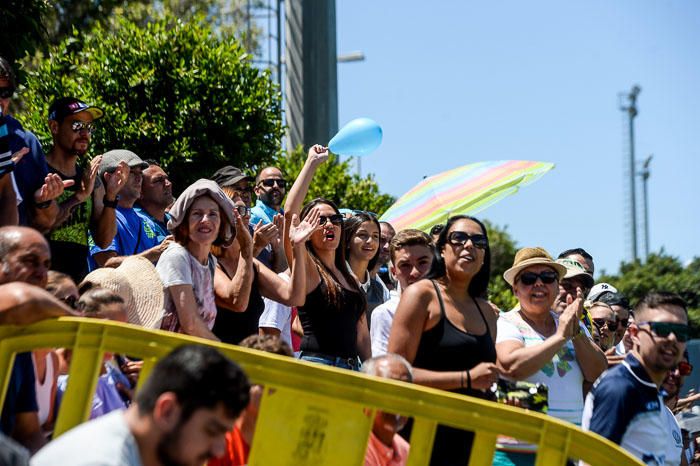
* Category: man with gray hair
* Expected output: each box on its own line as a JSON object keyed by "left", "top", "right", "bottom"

{"left": 362, "top": 354, "right": 412, "bottom": 466}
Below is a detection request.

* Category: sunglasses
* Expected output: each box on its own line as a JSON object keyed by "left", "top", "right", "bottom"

{"left": 0, "top": 87, "right": 15, "bottom": 99}
{"left": 234, "top": 205, "right": 251, "bottom": 216}
{"left": 637, "top": 321, "right": 690, "bottom": 343}
{"left": 592, "top": 318, "right": 619, "bottom": 332}
{"left": 447, "top": 231, "right": 488, "bottom": 249}
{"left": 617, "top": 318, "right": 629, "bottom": 328}
{"left": 678, "top": 361, "right": 694, "bottom": 377}
{"left": 517, "top": 270, "right": 558, "bottom": 286}
{"left": 71, "top": 121, "right": 96, "bottom": 134}
{"left": 319, "top": 214, "right": 343, "bottom": 226}
{"left": 259, "top": 178, "right": 286, "bottom": 189}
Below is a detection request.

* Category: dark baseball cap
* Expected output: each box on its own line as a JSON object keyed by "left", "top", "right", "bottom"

{"left": 48, "top": 97, "right": 104, "bottom": 122}
{"left": 211, "top": 166, "right": 254, "bottom": 188}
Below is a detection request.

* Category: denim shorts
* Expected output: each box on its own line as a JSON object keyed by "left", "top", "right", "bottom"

{"left": 299, "top": 352, "right": 361, "bottom": 371}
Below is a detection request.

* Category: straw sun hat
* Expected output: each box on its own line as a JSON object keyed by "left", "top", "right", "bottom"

{"left": 503, "top": 247, "right": 568, "bottom": 287}
{"left": 80, "top": 256, "right": 164, "bottom": 329}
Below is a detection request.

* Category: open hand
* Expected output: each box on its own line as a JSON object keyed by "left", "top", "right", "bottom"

{"left": 234, "top": 211, "right": 253, "bottom": 256}
{"left": 34, "top": 173, "right": 74, "bottom": 203}
{"left": 558, "top": 287, "right": 584, "bottom": 341}
{"left": 103, "top": 160, "right": 129, "bottom": 198}
{"left": 75, "top": 155, "right": 102, "bottom": 203}
{"left": 289, "top": 209, "right": 320, "bottom": 246}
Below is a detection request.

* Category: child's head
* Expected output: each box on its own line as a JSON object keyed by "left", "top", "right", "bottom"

{"left": 77, "top": 287, "right": 128, "bottom": 323}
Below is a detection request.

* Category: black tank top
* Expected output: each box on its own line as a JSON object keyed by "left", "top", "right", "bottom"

{"left": 412, "top": 280, "right": 497, "bottom": 466}
{"left": 298, "top": 276, "right": 365, "bottom": 359}
{"left": 213, "top": 265, "right": 265, "bottom": 345}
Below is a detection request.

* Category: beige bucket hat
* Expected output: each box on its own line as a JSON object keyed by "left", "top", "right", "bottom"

{"left": 80, "top": 256, "right": 164, "bottom": 329}
{"left": 503, "top": 246, "right": 567, "bottom": 286}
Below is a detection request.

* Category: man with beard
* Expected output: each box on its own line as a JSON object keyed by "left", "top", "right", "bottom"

{"left": 136, "top": 160, "right": 174, "bottom": 244}
{"left": 44, "top": 97, "right": 129, "bottom": 281}
{"left": 89, "top": 151, "right": 170, "bottom": 269}
{"left": 32, "top": 345, "right": 250, "bottom": 466}
{"left": 583, "top": 292, "right": 689, "bottom": 465}
{"left": 249, "top": 166, "right": 287, "bottom": 272}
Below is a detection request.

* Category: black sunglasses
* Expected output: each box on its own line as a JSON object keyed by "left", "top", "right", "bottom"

{"left": 0, "top": 87, "right": 15, "bottom": 99}
{"left": 636, "top": 321, "right": 690, "bottom": 343}
{"left": 234, "top": 205, "right": 251, "bottom": 216}
{"left": 71, "top": 121, "right": 96, "bottom": 134}
{"left": 447, "top": 231, "right": 488, "bottom": 249}
{"left": 259, "top": 178, "right": 286, "bottom": 189}
{"left": 593, "top": 318, "right": 619, "bottom": 332}
{"left": 319, "top": 214, "right": 343, "bottom": 226}
{"left": 517, "top": 270, "right": 558, "bottom": 286}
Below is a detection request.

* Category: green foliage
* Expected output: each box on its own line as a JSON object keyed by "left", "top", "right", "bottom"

{"left": 17, "top": 15, "right": 284, "bottom": 191}
{"left": 599, "top": 251, "right": 700, "bottom": 336}
{"left": 273, "top": 146, "right": 395, "bottom": 216}
{"left": 0, "top": 0, "right": 49, "bottom": 67}
{"left": 483, "top": 220, "right": 518, "bottom": 311}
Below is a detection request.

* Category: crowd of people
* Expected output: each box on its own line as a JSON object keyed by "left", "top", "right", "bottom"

{"left": 0, "top": 55, "right": 695, "bottom": 466}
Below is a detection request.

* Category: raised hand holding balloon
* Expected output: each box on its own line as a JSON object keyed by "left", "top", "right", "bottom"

{"left": 328, "top": 118, "right": 383, "bottom": 156}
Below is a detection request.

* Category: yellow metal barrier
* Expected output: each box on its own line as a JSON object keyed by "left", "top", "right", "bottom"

{"left": 0, "top": 318, "right": 643, "bottom": 466}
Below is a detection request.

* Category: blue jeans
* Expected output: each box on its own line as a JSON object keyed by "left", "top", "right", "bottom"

{"left": 299, "top": 352, "right": 360, "bottom": 371}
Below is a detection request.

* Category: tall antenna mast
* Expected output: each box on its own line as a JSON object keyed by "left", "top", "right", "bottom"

{"left": 619, "top": 85, "right": 641, "bottom": 261}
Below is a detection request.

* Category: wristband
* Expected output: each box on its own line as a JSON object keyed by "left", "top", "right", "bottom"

{"left": 35, "top": 200, "right": 52, "bottom": 209}
{"left": 103, "top": 195, "right": 119, "bottom": 209}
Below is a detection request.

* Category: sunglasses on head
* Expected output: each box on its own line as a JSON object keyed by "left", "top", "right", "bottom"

{"left": 636, "top": 321, "right": 690, "bottom": 343}
{"left": 0, "top": 87, "right": 15, "bottom": 99}
{"left": 71, "top": 121, "right": 95, "bottom": 134}
{"left": 234, "top": 205, "right": 251, "bottom": 216}
{"left": 447, "top": 231, "right": 488, "bottom": 249}
{"left": 319, "top": 214, "right": 343, "bottom": 226}
{"left": 592, "top": 318, "right": 619, "bottom": 332}
{"left": 678, "top": 361, "right": 693, "bottom": 376}
{"left": 517, "top": 270, "right": 558, "bottom": 286}
{"left": 259, "top": 178, "right": 286, "bottom": 189}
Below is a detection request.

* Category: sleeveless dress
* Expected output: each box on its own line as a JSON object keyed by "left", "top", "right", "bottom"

{"left": 412, "top": 280, "right": 497, "bottom": 466}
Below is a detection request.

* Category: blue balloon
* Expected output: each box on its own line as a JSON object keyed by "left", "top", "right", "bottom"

{"left": 328, "top": 118, "right": 383, "bottom": 156}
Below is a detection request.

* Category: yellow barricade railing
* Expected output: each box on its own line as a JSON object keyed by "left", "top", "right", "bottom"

{"left": 0, "top": 318, "right": 643, "bottom": 466}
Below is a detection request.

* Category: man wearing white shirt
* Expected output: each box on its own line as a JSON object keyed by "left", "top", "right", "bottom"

{"left": 370, "top": 229, "right": 434, "bottom": 356}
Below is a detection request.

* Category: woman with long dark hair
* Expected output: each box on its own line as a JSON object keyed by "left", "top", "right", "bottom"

{"left": 388, "top": 214, "right": 499, "bottom": 465}
{"left": 283, "top": 145, "right": 371, "bottom": 369}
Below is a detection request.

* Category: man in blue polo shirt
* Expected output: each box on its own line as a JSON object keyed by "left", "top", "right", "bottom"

{"left": 582, "top": 291, "right": 689, "bottom": 465}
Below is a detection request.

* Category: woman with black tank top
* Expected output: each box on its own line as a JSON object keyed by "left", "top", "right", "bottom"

{"left": 283, "top": 145, "right": 371, "bottom": 370}
{"left": 211, "top": 189, "right": 317, "bottom": 344}
{"left": 388, "top": 215, "right": 500, "bottom": 466}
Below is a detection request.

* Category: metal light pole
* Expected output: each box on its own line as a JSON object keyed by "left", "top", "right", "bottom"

{"left": 619, "top": 85, "right": 641, "bottom": 261}
{"left": 641, "top": 154, "right": 652, "bottom": 259}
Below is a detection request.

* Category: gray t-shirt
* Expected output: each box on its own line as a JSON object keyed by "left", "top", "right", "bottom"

{"left": 31, "top": 411, "right": 142, "bottom": 466}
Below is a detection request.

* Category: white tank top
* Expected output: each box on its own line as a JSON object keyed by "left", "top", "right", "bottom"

{"left": 33, "top": 352, "right": 55, "bottom": 426}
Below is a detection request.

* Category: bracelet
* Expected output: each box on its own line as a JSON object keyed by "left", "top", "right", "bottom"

{"left": 103, "top": 195, "right": 119, "bottom": 209}
{"left": 35, "top": 200, "right": 52, "bottom": 209}
{"left": 466, "top": 370, "right": 472, "bottom": 390}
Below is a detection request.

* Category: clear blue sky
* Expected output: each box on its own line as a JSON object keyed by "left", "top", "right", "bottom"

{"left": 335, "top": 0, "right": 700, "bottom": 277}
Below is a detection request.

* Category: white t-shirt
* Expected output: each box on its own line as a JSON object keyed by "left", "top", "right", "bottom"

{"left": 31, "top": 410, "right": 142, "bottom": 466}
{"left": 496, "top": 310, "right": 589, "bottom": 453}
{"left": 259, "top": 273, "right": 294, "bottom": 350}
{"left": 370, "top": 290, "right": 400, "bottom": 357}
{"left": 156, "top": 242, "right": 217, "bottom": 333}
{"left": 665, "top": 406, "right": 683, "bottom": 466}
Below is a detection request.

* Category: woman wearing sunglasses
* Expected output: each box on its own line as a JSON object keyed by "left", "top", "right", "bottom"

{"left": 388, "top": 215, "right": 499, "bottom": 466}
{"left": 283, "top": 144, "right": 371, "bottom": 370}
{"left": 494, "top": 247, "right": 607, "bottom": 466}
{"left": 210, "top": 187, "right": 315, "bottom": 344}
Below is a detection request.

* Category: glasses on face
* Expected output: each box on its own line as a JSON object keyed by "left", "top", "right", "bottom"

{"left": 70, "top": 121, "right": 96, "bottom": 134}
{"left": 0, "top": 87, "right": 15, "bottom": 99}
{"left": 637, "top": 321, "right": 690, "bottom": 343}
{"left": 617, "top": 317, "right": 629, "bottom": 329}
{"left": 234, "top": 205, "right": 251, "bottom": 217}
{"left": 517, "top": 270, "right": 558, "bottom": 286}
{"left": 319, "top": 214, "right": 343, "bottom": 226}
{"left": 678, "top": 361, "right": 693, "bottom": 376}
{"left": 592, "top": 318, "right": 619, "bottom": 332}
{"left": 259, "top": 178, "right": 286, "bottom": 189}
{"left": 447, "top": 231, "right": 488, "bottom": 249}
{"left": 233, "top": 185, "right": 254, "bottom": 194}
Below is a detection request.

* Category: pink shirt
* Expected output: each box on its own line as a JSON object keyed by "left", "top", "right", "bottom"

{"left": 364, "top": 431, "right": 410, "bottom": 466}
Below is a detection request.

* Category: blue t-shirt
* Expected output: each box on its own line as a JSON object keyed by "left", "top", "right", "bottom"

{"left": 582, "top": 353, "right": 668, "bottom": 465}
{"left": 5, "top": 115, "right": 48, "bottom": 225}
{"left": 88, "top": 206, "right": 162, "bottom": 270}
{"left": 0, "top": 352, "right": 38, "bottom": 436}
{"left": 133, "top": 206, "right": 170, "bottom": 244}
{"left": 249, "top": 199, "right": 282, "bottom": 226}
